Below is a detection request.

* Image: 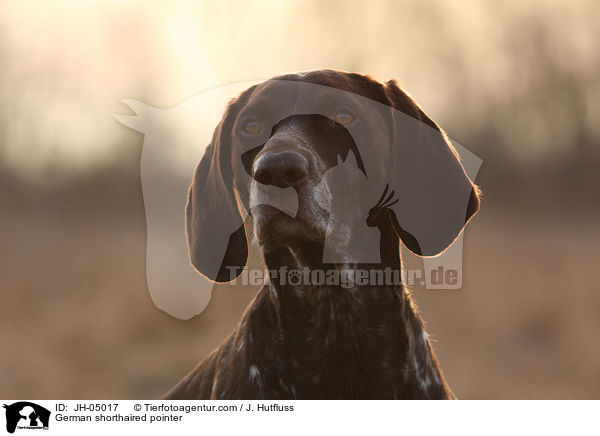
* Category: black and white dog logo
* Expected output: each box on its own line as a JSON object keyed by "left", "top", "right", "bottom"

{"left": 3, "top": 402, "right": 50, "bottom": 434}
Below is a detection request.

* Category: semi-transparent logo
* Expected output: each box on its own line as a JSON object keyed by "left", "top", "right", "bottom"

{"left": 115, "top": 79, "right": 481, "bottom": 319}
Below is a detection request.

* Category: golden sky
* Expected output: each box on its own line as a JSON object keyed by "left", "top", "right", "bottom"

{"left": 0, "top": 0, "right": 597, "bottom": 172}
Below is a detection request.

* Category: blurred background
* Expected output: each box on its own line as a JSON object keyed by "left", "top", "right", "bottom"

{"left": 1, "top": 0, "right": 598, "bottom": 399}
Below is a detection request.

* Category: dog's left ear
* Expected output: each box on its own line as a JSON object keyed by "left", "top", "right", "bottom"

{"left": 186, "top": 90, "right": 255, "bottom": 282}
{"left": 384, "top": 80, "right": 480, "bottom": 256}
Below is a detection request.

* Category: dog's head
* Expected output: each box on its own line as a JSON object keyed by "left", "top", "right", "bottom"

{"left": 186, "top": 70, "right": 480, "bottom": 282}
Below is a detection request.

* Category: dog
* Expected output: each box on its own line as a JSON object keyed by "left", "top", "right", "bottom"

{"left": 164, "top": 69, "right": 480, "bottom": 399}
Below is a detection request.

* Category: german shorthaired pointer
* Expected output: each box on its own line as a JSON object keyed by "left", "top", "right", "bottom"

{"left": 164, "top": 70, "right": 480, "bottom": 399}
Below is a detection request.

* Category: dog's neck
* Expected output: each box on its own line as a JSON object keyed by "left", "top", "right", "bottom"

{"left": 262, "top": 239, "right": 453, "bottom": 399}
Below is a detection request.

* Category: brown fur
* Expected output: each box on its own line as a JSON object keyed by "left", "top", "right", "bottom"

{"left": 165, "top": 70, "right": 479, "bottom": 399}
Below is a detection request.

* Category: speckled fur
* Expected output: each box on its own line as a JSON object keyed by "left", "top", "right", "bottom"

{"left": 165, "top": 275, "right": 453, "bottom": 399}
{"left": 166, "top": 70, "right": 479, "bottom": 400}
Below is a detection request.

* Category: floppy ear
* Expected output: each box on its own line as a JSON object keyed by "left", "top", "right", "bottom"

{"left": 186, "top": 99, "right": 249, "bottom": 283}
{"left": 384, "top": 80, "right": 480, "bottom": 256}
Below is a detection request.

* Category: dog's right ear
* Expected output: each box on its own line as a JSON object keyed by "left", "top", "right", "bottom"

{"left": 383, "top": 80, "right": 480, "bottom": 257}
{"left": 186, "top": 92, "right": 254, "bottom": 283}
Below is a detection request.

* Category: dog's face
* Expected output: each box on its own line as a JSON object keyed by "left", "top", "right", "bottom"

{"left": 228, "top": 73, "right": 392, "bottom": 263}
{"left": 186, "top": 70, "right": 480, "bottom": 282}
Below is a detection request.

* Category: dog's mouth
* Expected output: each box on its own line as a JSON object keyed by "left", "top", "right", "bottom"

{"left": 256, "top": 206, "right": 301, "bottom": 236}
{"left": 250, "top": 179, "right": 330, "bottom": 252}
{"left": 246, "top": 168, "right": 329, "bottom": 251}
{"left": 253, "top": 203, "right": 327, "bottom": 250}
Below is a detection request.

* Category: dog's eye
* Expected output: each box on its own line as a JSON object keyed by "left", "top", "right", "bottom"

{"left": 334, "top": 111, "right": 354, "bottom": 126}
{"left": 242, "top": 119, "right": 261, "bottom": 134}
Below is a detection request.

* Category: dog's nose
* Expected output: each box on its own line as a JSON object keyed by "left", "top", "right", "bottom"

{"left": 253, "top": 151, "right": 309, "bottom": 187}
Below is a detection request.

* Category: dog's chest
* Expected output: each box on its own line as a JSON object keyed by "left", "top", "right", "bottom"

{"left": 267, "top": 285, "right": 410, "bottom": 399}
